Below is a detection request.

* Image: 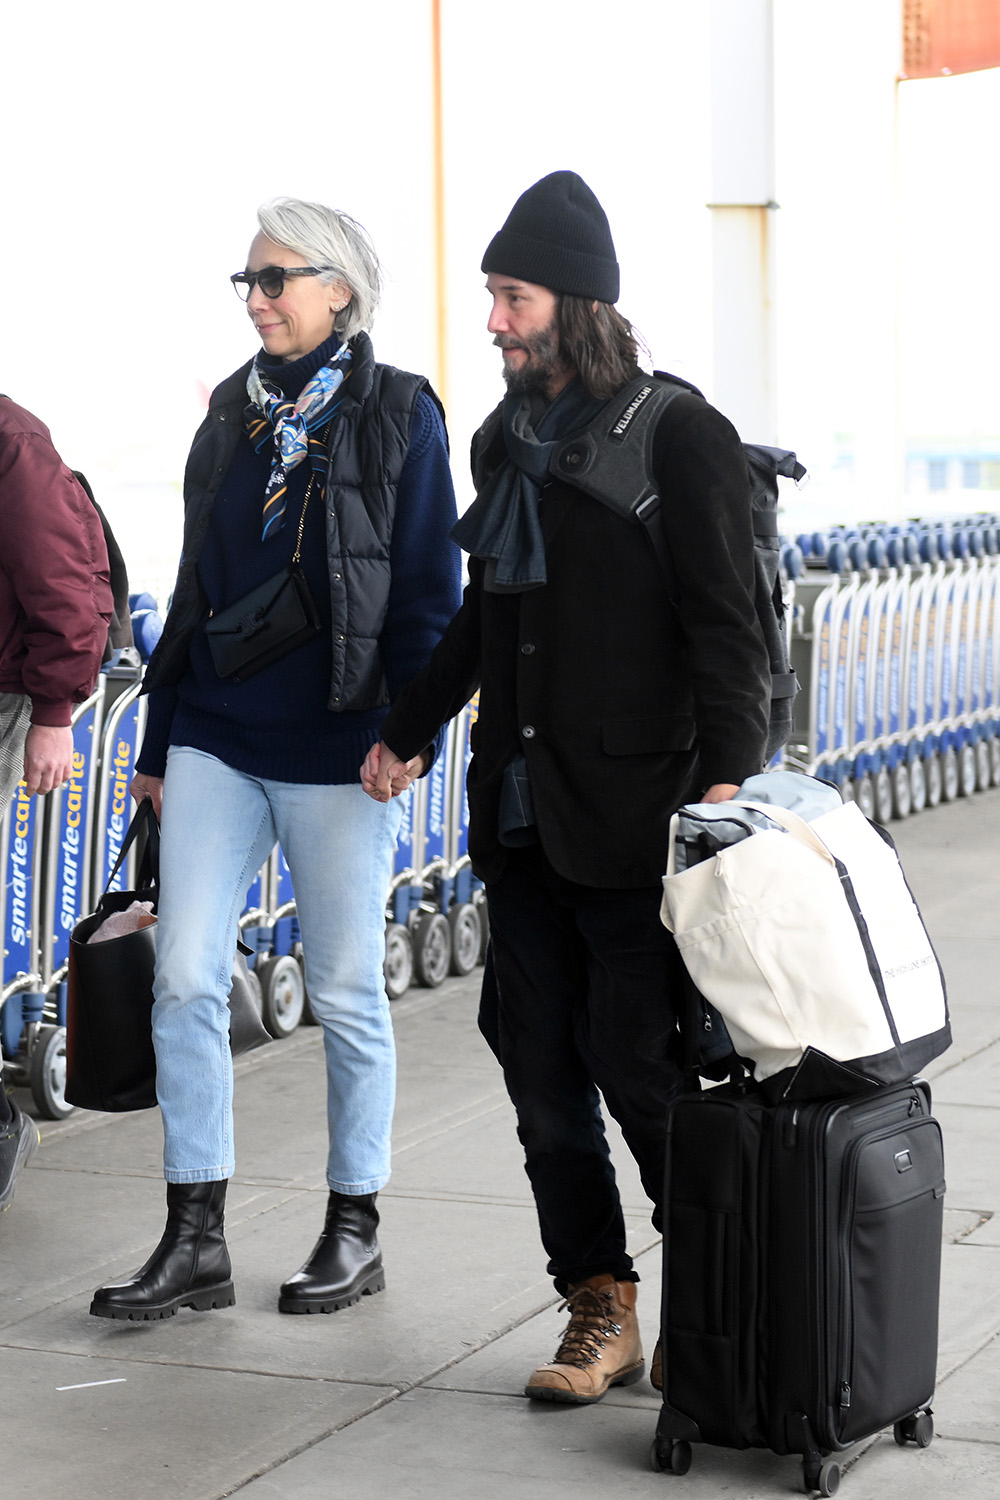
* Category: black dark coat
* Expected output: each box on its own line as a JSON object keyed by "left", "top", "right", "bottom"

{"left": 381, "top": 388, "right": 770, "bottom": 888}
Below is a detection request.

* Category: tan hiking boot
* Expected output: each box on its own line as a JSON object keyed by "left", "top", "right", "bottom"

{"left": 525, "top": 1273, "right": 645, "bottom": 1404}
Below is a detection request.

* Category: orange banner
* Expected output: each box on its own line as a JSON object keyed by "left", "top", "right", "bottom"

{"left": 902, "top": 0, "right": 1000, "bottom": 78}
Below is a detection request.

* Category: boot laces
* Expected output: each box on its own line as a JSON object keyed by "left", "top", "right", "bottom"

{"left": 551, "top": 1286, "right": 622, "bottom": 1369}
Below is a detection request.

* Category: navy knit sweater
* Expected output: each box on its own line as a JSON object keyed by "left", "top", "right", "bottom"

{"left": 137, "top": 334, "right": 461, "bottom": 784}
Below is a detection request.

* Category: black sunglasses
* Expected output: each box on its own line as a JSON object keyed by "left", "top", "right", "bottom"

{"left": 230, "top": 266, "right": 335, "bottom": 301}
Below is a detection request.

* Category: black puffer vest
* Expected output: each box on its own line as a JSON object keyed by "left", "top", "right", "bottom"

{"left": 143, "top": 332, "right": 435, "bottom": 711}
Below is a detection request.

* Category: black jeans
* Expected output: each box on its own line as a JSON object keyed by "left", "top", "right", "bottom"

{"left": 480, "top": 845, "right": 686, "bottom": 1295}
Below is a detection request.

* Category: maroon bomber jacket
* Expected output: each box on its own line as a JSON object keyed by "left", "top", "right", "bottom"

{"left": 0, "top": 396, "right": 113, "bottom": 726}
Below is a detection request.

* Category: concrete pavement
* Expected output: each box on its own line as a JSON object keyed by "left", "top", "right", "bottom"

{"left": 2, "top": 789, "right": 998, "bottom": 1499}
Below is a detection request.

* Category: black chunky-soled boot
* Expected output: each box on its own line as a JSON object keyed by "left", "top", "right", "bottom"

{"left": 278, "top": 1190, "right": 384, "bottom": 1314}
{"left": 90, "top": 1180, "right": 234, "bottom": 1321}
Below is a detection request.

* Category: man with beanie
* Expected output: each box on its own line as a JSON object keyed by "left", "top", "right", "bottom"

{"left": 0, "top": 394, "right": 115, "bottom": 1213}
{"left": 363, "top": 171, "right": 769, "bottom": 1404}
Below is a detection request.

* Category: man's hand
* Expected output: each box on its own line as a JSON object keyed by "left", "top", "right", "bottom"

{"left": 130, "top": 772, "right": 165, "bottom": 821}
{"left": 22, "top": 724, "right": 74, "bottom": 796}
{"left": 361, "top": 741, "right": 429, "bottom": 801}
{"left": 700, "top": 783, "right": 741, "bottom": 804}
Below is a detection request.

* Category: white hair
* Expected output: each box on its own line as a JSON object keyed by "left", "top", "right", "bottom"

{"left": 256, "top": 197, "right": 383, "bottom": 339}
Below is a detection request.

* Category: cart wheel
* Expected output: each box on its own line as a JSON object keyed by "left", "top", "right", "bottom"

{"left": 818, "top": 1459, "right": 841, "bottom": 1496}
{"left": 412, "top": 912, "right": 451, "bottom": 988}
{"left": 291, "top": 942, "right": 318, "bottom": 1025}
{"left": 383, "top": 922, "right": 414, "bottom": 1000}
{"left": 958, "top": 743, "right": 977, "bottom": 797}
{"left": 975, "top": 738, "right": 992, "bottom": 791}
{"left": 256, "top": 954, "right": 306, "bottom": 1038}
{"left": 925, "top": 752, "right": 943, "bottom": 808}
{"left": 447, "top": 903, "right": 481, "bottom": 976}
{"left": 891, "top": 763, "right": 912, "bottom": 819}
{"left": 941, "top": 746, "right": 959, "bottom": 801}
{"left": 29, "top": 1025, "right": 74, "bottom": 1120}
{"left": 854, "top": 773, "right": 875, "bottom": 820}
{"left": 650, "top": 1437, "right": 692, "bottom": 1475}
{"left": 909, "top": 757, "right": 927, "bottom": 814}
{"left": 893, "top": 1417, "right": 913, "bottom": 1446}
{"left": 990, "top": 736, "right": 1000, "bottom": 787}
{"left": 873, "top": 767, "right": 893, "bottom": 824}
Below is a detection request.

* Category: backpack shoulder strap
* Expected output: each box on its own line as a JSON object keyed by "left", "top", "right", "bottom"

{"left": 548, "top": 372, "right": 698, "bottom": 522}
{"left": 549, "top": 373, "right": 703, "bottom": 593}
{"left": 72, "top": 470, "right": 134, "bottom": 657}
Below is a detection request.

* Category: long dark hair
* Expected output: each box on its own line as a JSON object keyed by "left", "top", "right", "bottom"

{"left": 555, "top": 296, "right": 647, "bottom": 400}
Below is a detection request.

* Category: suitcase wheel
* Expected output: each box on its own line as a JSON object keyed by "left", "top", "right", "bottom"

{"left": 893, "top": 1409, "right": 934, "bottom": 1449}
{"left": 649, "top": 1437, "right": 692, "bottom": 1475}
{"left": 801, "top": 1457, "right": 840, "bottom": 1496}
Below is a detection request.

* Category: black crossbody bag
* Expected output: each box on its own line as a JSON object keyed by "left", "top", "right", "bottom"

{"left": 206, "top": 428, "right": 329, "bottom": 683}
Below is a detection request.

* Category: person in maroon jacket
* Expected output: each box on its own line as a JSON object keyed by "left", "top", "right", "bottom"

{"left": 0, "top": 394, "right": 113, "bottom": 1211}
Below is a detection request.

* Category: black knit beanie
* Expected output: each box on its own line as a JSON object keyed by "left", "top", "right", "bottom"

{"left": 481, "top": 170, "right": 619, "bottom": 303}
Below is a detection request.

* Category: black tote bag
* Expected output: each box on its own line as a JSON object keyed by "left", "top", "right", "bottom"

{"left": 66, "top": 800, "right": 271, "bottom": 1112}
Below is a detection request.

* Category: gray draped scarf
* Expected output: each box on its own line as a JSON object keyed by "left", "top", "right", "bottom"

{"left": 452, "top": 380, "right": 607, "bottom": 592}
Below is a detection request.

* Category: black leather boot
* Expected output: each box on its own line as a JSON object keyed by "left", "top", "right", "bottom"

{"left": 90, "top": 1180, "right": 234, "bottom": 1321}
{"left": 279, "top": 1190, "right": 384, "bottom": 1313}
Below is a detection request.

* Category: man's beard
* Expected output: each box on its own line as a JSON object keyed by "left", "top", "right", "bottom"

{"left": 495, "top": 321, "right": 566, "bottom": 396}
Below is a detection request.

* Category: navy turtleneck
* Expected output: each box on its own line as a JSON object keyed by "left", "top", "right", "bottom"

{"left": 137, "top": 335, "right": 461, "bottom": 785}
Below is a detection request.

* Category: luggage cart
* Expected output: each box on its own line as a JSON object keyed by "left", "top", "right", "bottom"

{"left": 257, "top": 844, "right": 308, "bottom": 1037}
{"left": 949, "top": 540, "right": 978, "bottom": 797}
{"left": 385, "top": 779, "right": 421, "bottom": 999}
{"left": 0, "top": 774, "right": 51, "bottom": 1116}
{"left": 235, "top": 858, "right": 274, "bottom": 1029}
{"left": 444, "top": 702, "right": 487, "bottom": 973}
{"left": 977, "top": 547, "right": 1000, "bottom": 785}
{"left": 408, "top": 744, "right": 453, "bottom": 988}
{"left": 880, "top": 533, "right": 918, "bottom": 818}
{"left": 963, "top": 529, "right": 992, "bottom": 791}
{"left": 840, "top": 538, "right": 883, "bottom": 815}
{"left": 26, "top": 683, "right": 109, "bottom": 1116}
{"left": 823, "top": 545, "right": 862, "bottom": 796}
{"left": 91, "top": 675, "right": 148, "bottom": 905}
{"left": 786, "top": 558, "right": 840, "bottom": 780}
{"left": 907, "top": 530, "right": 947, "bottom": 808}
{"left": 930, "top": 537, "right": 961, "bottom": 803}
{"left": 862, "top": 553, "right": 897, "bottom": 822}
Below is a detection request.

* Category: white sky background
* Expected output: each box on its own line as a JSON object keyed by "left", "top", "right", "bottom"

{"left": 2, "top": 0, "right": 997, "bottom": 596}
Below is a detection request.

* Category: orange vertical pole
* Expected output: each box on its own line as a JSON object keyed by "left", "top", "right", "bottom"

{"left": 431, "top": 0, "right": 449, "bottom": 411}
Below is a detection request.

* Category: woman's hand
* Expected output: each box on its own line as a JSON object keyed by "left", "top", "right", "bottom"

{"left": 130, "top": 772, "right": 165, "bottom": 822}
{"left": 361, "top": 742, "right": 429, "bottom": 801}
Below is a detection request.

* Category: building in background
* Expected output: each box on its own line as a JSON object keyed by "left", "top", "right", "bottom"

{"left": 0, "top": 1, "right": 996, "bottom": 592}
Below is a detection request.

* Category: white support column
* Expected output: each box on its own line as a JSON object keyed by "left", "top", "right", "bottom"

{"left": 709, "top": 0, "right": 778, "bottom": 442}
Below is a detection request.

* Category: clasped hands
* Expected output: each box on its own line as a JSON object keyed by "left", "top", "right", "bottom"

{"left": 361, "top": 742, "right": 429, "bottom": 802}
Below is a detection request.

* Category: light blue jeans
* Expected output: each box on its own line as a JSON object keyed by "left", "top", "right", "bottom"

{"left": 152, "top": 746, "right": 402, "bottom": 1192}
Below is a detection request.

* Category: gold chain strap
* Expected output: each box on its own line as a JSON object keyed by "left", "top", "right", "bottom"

{"left": 290, "top": 419, "right": 333, "bottom": 565}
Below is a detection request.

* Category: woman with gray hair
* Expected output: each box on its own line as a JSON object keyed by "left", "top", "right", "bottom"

{"left": 90, "top": 197, "right": 461, "bottom": 1322}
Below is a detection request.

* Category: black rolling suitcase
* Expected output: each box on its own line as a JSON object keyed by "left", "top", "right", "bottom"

{"left": 652, "top": 1078, "right": 945, "bottom": 1497}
